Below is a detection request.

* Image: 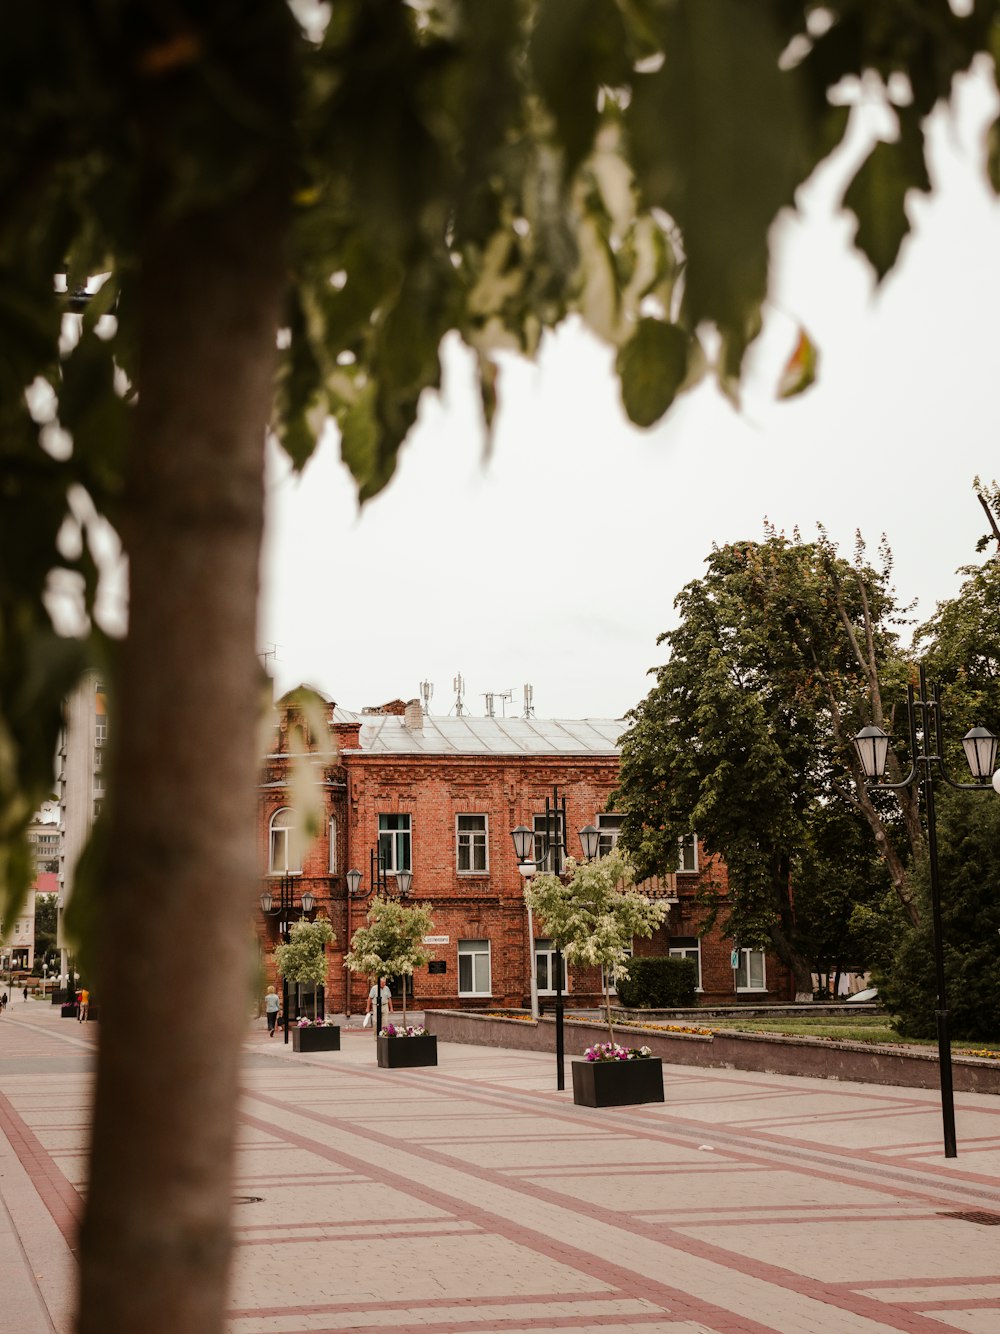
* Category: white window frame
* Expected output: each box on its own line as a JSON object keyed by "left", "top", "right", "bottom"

{"left": 378, "top": 813, "right": 411, "bottom": 873}
{"left": 458, "top": 939, "right": 491, "bottom": 996}
{"left": 534, "top": 939, "right": 568, "bottom": 995}
{"left": 456, "top": 814, "right": 488, "bottom": 874}
{"left": 533, "top": 812, "right": 565, "bottom": 873}
{"left": 269, "top": 806, "right": 302, "bottom": 875}
{"left": 677, "top": 834, "right": 698, "bottom": 874}
{"left": 596, "top": 812, "right": 624, "bottom": 858}
{"left": 328, "top": 816, "right": 338, "bottom": 874}
{"left": 668, "top": 938, "right": 703, "bottom": 991}
{"left": 734, "top": 947, "right": 766, "bottom": 993}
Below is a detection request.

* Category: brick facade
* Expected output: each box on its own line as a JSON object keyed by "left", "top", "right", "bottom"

{"left": 257, "top": 691, "right": 794, "bottom": 1014}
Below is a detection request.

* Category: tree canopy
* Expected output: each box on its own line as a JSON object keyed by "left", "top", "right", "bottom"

{"left": 4, "top": 4, "right": 1000, "bottom": 1332}
{"left": 524, "top": 850, "right": 667, "bottom": 1041}
{"left": 345, "top": 896, "right": 435, "bottom": 1026}
{"left": 614, "top": 528, "right": 912, "bottom": 992}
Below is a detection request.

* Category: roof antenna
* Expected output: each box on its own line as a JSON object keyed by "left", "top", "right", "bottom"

{"left": 523, "top": 683, "right": 534, "bottom": 718}
{"left": 453, "top": 673, "right": 466, "bottom": 717}
{"left": 484, "top": 689, "right": 513, "bottom": 718}
{"left": 419, "top": 680, "right": 433, "bottom": 714}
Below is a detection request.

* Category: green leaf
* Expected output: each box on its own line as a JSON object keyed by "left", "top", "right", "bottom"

{"left": 627, "top": 0, "right": 804, "bottom": 356}
{"left": 843, "top": 125, "right": 930, "bottom": 282}
{"left": 616, "top": 319, "right": 689, "bottom": 427}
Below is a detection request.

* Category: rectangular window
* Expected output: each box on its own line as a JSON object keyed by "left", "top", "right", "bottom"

{"left": 669, "top": 937, "right": 703, "bottom": 990}
{"left": 378, "top": 814, "right": 411, "bottom": 873}
{"left": 677, "top": 834, "right": 698, "bottom": 873}
{"left": 456, "top": 814, "right": 488, "bottom": 873}
{"left": 533, "top": 812, "right": 565, "bottom": 873}
{"left": 735, "top": 948, "right": 766, "bottom": 992}
{"left": 458, "top": 939, "right": 491, "bottom": 996}
{"left": 596, "top": 813, "right": 624, "bottom": 858}
{"left": 534, "top": 939, "right": 567, "bottom": 994}
{"left": 328, "top": 817, "right": 338, "bottom": 875}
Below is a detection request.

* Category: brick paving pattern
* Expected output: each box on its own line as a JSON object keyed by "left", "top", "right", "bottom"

{"left": 2, "top": 999, "right": 1000, "bottom": 1332}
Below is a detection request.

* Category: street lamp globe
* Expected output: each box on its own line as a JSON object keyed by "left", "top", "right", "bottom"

{"left": 853, "top": 725, "right": 890, "bottom": 781}
{"left": 578, "top": 824, "right": 601, "bottom": 862}
{"left": 259, "top": 889, "right": 274, "bottom": 914}
{"left": 346, "top": 868, "right": 362, "bottom": 897}
{"left": 300, "top": 889, "right": 315, "bottom": 913}
{"left": 395, "top": 869, "right": 413, "bottom": 898}
{"left": 510, "top": 825, "right": 534, "bottom": 864}
{"left": 961, "top": 726, "right": 998, "bottom": 783}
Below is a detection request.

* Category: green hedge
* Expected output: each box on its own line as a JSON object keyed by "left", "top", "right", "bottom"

{"left": 616, "top": 955, "right": 697, "bottom": 1008}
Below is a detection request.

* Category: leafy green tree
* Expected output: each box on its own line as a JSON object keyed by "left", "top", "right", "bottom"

{"left": 33, "top": 892, "right": 59, "bottom": 966}
{"left": 524, "top": 850, "right": 668, "bottom": 1043}
{"left": 790, "top": 804, "right": 891, "bottom": 994}
{"left": 878, "top": 791, "right": 1000, "bottom": 1042}
{"left": 913, "top": 556, "right": 1000, "bottom": 742}
{"left": 274, "top": 915, "right": 335, "bottom": 1020}
{"left": 2, "top": 5, "right": 998, "bottom": 1331}
{"left": 345, "top": 897, "right": 434, "bottom": 1029}
{"left": 615, "top": 529, "right": 915, "bottom": 995}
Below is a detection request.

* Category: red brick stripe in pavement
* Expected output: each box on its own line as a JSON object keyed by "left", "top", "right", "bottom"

{"left": 0, "top": 1088, "right": 81, "bottom": 1252}
{"left": 244, "top": 1072, "right": 1000, "bottom": 1334}
{"left": 237, "top": 1107, "right": 779, "bottom": 1334}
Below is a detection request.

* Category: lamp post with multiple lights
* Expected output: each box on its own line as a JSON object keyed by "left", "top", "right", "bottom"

{"left": 260, "top": 874, "right": 321, "bottom": 1045}
{"left": 345, "top": 853, "right": 413, "bottom": 1032}
{"left": 510, "top": 788, "right": 602, "bottom": 1090}
{"left": 853, "top": 664, "right": 998, "bottom": 1158}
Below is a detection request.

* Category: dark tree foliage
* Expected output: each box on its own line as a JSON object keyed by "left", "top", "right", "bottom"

{"left": 615, "top": 530, "right": 909, "bottom": 993}
{"left": 879, "top": 791, "right": 1000, "bottom": 1042}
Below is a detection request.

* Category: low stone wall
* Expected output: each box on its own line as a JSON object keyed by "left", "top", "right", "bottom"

{"left": 422, "top": 1010, "right": 1000, "bottom": 1096}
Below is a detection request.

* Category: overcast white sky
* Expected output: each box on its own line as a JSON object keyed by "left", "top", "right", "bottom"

{"left": 260, "top": 63, "right": 1000, "bottom": 723}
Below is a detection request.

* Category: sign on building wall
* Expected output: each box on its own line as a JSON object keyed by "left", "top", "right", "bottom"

{"left": 423, "top": 935, "right": 449, "bottom": 945}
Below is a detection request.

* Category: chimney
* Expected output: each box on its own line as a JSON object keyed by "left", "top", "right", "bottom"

{"left": 404, "top": 699, "right": 423, "bottom": 733}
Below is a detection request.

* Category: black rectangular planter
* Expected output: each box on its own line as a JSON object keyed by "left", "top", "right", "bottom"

{"left": 291, "top": 1025, "right": 341, "bottom": 1053}
{"left": 61, "top": 1003, "right": 78, "bottom": 1018}
{"left": 377, "top": 1034, "right": 438, "bottom": 1068}
{"left": 571, "top": 1056, "right": 664, "bottom": 1107}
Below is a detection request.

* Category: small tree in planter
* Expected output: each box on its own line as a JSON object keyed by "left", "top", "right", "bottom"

{"left": 524, "top": 850, "right": 668, "bottom": 1046}
{"left": 345, "top": 897, "right": 435, "bottom": 1029}
{"left": 274, "top": 916, "right": 335, "bottom": 1021}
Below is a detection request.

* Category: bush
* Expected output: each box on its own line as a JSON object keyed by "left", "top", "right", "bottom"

{"left": 616, "top": 955, "right": 697, "bottom": 1008}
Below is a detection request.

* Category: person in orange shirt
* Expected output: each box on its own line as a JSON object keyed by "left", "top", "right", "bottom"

{"left": 78, "top": 987, "right": 90, "bottom": 1022}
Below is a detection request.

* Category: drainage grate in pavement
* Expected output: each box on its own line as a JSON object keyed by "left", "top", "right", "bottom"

{"left": 233, "top": 1196, "right": 263, "bottom": 1205}
{"left": 940, "top": 1211, "right": 1000, "bottom": 1225}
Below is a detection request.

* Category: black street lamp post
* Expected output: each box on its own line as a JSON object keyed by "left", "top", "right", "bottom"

{"left": 260, "top": 874, "right": 317, "bottom": 1045}
{"left": 345, "top": 854, "right": 413, "bottom": 1034}
{"left": 511, "top": 788, "right": 603, "bottom": 1092}
{"left": 854, "top": 664, "right": 998, "bottom": 1158}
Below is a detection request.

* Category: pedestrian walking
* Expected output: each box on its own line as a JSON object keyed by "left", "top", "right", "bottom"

{"left": 264, "top": 985, "right": 281, "bottom": 1036}
{"left": 23, "top": 985, "right": 28, "bottom": 1002}
{"left": 364, "top": 976, "right": 392, "bottom": 1029}
{"left": 77, "top": 987, "right": 90, "bottom": 1022}
{"left": 1, "top": 991, "right": 7, "bottom": 1011}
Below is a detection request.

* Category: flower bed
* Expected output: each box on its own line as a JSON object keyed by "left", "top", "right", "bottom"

{"left": 583, "top": 1041, "right": 653, "bottom": 1062}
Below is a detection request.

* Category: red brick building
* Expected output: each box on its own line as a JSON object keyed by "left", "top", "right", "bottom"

{"left": 257, "top": 689, "right": 794, "bottom": 1013}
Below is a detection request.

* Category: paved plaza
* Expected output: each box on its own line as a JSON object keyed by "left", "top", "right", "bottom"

{"left": 3, "top": 1000, "right": 1000, "bottom": 1333}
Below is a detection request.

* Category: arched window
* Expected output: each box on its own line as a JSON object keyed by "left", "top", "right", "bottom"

{"left": 328, "top": 816, "right": 338, "bottom": 874}
{"left": 269, "top": 807, "right": 301, "bottom": 874}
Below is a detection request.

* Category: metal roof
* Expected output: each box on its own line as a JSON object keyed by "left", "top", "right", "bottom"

{"left": 350, "top": 714, "right": 624, "bottom": 756}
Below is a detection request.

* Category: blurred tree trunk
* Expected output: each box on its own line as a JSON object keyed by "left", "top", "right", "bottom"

{"left": 75, "top": 27, "right": 292, "bottom": 1333}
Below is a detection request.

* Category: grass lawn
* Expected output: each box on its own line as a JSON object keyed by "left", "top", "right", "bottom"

{"left": 614, "top": 1013, "right": 1000, "bottom": 1058}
